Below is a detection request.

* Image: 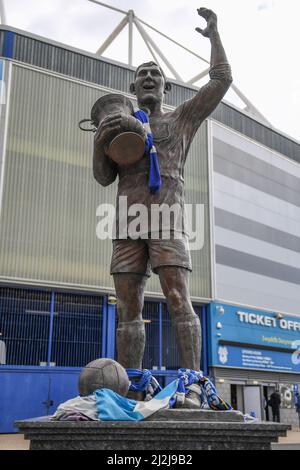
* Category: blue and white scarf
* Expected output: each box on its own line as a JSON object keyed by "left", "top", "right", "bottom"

{"left": 134, "top": 109, "right": 161, "bottom": 194}
{"left": 53, "top": 369, "right": 234, "bottom": 423}
{"left": 95, "top": 368, "right": 232, "bottom": 421}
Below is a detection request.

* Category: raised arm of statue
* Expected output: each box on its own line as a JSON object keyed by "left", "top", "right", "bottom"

{"left": 196, "top": 8, "right": 233, "bottom": 111}
{"left": 177, "top": 8, "right": 232, "bottom": 130}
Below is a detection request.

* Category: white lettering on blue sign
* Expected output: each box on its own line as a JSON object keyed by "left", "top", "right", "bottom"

{"left": 280, "top": 320, "right": 300, "bottom": 332}
{"left": 236, "top": 311, "right": 276, "bottom": 328}
{"left": 236, "top": 311, "right": 300, "bottom": 332}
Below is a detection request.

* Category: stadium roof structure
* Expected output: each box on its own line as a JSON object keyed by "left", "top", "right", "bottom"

{"left": 87, "top": 0, "right": 271, "bottom": 125}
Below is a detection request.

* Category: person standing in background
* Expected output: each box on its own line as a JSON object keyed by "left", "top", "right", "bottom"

{"left": 263, "top": 395, "right": 269, "bottom": 421}
{"left": 295, "top": 392, "right": 300, "bottom": 428}
{"left": 268, "top": 390, "right": 281, "bottom": 423}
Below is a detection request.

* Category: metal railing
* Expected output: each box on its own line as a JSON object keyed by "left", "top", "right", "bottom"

{"left": 0, "top": 287, "right": 206, "bottom": 371}
{"left": 0, "top": 287, "right": 103, "bottom": 367}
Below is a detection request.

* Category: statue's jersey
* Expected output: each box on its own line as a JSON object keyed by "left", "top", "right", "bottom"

{"left": 104, "top": 64, "right": 232, "bottom": 240}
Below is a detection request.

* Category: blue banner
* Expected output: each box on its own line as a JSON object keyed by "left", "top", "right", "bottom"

{"left": 208, "top": 303, "right": 300, "bottom": 374}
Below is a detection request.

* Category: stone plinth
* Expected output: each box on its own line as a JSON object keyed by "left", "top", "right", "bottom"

{"left": 15, "top": 413, "right": 290, "bottom": 451}
{"left": 146, "top": 409, "right": 244, "bottom": 422}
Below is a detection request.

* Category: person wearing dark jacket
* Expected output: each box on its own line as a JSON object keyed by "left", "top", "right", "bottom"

{"left": 295, "top": 393, "right": 300, "bottom": 428}
{"left": 268, "top": 391, "right": 281, "bottom": 423}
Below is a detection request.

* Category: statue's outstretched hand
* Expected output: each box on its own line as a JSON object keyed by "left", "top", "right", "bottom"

{"left": 196, "top": 7, "right": 218, "bottom": 38}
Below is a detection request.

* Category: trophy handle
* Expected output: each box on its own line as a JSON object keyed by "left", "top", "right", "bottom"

{"left": 78, "top": 119, "right": 97, "bottom": 132}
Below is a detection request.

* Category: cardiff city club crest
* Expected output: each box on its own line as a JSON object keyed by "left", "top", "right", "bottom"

{"left": 218, "top": 346, "right": 229, "bottom": 365}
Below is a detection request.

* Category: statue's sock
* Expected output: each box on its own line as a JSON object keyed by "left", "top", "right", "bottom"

{"left": 116, "top": 320, "right": 145, "bottom": 370}
{"left": 172, "top": 314, "right": 202, "bottom": 371}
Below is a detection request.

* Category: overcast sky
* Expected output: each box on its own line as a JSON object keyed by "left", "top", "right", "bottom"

{"left": 2, "top": 0, "right": 300, "bottom": 141}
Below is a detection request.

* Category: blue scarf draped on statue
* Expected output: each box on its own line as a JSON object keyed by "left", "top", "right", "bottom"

{"left": 95, "top": 368, "right": 232, "bottom": 421}
{"left": 134, "top": 109, "right": 162, "bottom": 194}
{"left": 52, "top": 368, "right": 239, "bottom": 423}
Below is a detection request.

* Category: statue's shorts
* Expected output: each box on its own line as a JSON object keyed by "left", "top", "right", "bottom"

{"left": 110, "top": 236, "right": 192, "bottom": 277}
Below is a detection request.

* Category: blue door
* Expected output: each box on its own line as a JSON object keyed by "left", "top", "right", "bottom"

{"left": 0, "top": 367, "right": 80, "bottom": 433}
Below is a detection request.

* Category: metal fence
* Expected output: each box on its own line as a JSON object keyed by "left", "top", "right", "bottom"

{"left": 0, "top": 287, "right": 103, "bottom": 367}
{"left": 143, "top": 301, "right": 160, "bottom": 370}
{"left": 51, "top": 292, "right": 103, "bottom": 367}
{"left": 0, "top": 287, "right": 205, "bottom": 370}
{"left": 162, "top": 303, "right": 181, "bottom": 370}
{"left": 0, "top": 288, "right": 51, "bottom": 365}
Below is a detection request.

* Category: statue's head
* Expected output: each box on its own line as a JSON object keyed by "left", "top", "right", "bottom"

{"left": 130, "top": 62, "right": 172, "bottom": 109}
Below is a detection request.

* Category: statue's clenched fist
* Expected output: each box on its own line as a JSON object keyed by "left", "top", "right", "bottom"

{"left": 196, "top": 7, "right": 218, "bottom": 38}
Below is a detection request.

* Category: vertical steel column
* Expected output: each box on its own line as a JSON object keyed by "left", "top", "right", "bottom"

{"left": 0, "top": 0, "right": 7, "bottom": 24}
{"left": 47, "top": 290, "right": 55, "bottom": 367}
{"left": 101, "top": 295, "right": 108, "bottom": 357}
{"left": 159, "top": 302, "right": 163, "bottom": 370}
{"left": 207, "top": 120, "right": 217, "bottom": 301}
{"left": 106, "top": 295, "right": 117, "bottom": 359}
{"left": 201, "top": 305, "right": 208, "bottom": 376}
{"left": 128, "top": 10, "right": 134, "bottom": 66}
{"left": 133, "top": 18, "right": 183, "bottom": 82}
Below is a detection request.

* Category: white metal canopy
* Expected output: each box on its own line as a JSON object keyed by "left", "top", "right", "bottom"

{"left": 0, "top": 0, "right": 270, "bottom": 124}
{"left": 0, "top": 0, "right": 6, "bottom": 25}
{"left": 88, "top": 0, "right": 270, "bottom": 125}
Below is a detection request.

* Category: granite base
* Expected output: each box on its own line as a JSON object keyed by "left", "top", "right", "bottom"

{"left": 15, "top": 411, "right": 290, "bottom": 451}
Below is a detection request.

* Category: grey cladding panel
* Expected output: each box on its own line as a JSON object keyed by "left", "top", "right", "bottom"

{"left": 14, "top": 35, "right": 133, "bottom": 93}
{"left": 214, "top": 139, "right": 300, "bottom": 191}
{"left": 216, "top": 245, "right": 300, "bottom": 286}
{"left": 212, "top": 105, "right": 300, "bottom": 164}
{"left": 215, "top": 208, "right": 300, "bottom": 254}
{"left": 214, "top": 156, "right": 300, "bottom": 208}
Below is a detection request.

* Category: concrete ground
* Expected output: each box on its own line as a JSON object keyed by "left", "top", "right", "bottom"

{"left": 0, "top": 434, "right": 30, "bottom": 450}
{"left": 0, "top": 428, "right": 299, "bottom": 451}
{"left": 272, "top": 428, "right": 300, "bottom": 450}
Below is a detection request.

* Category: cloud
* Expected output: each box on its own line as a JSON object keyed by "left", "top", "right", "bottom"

{"left": 3, "top": 0, "right": 300, "bottom": 140}
{"left": 257, "top": 1, "right": 276, "bottom": 11}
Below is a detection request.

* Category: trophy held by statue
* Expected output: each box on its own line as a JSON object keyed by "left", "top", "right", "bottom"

{"left": 79, "top": 93, "right": 147, "bottom": 166}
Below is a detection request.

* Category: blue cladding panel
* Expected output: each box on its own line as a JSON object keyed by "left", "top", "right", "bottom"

{"left": 3, "top": 31, "right": 14, "bottom": 58}
{"left": 0, "top": 368, "right": 49, "bottom": 432}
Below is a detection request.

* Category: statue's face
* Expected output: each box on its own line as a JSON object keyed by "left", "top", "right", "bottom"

{"left": 134, "top": 64, "right": 165, "bottom": 106}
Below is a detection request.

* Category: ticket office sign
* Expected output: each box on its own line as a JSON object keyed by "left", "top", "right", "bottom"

{"left": 208, "top": 303, "right": 300, "bottom": 373}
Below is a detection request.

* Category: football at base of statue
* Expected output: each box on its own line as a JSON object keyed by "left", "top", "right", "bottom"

{"left": 78, "top": 358, "right": 130, "bottom": 397}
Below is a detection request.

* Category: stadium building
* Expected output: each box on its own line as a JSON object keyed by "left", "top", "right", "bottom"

{"left": 0, "top": 22, "right": 299, "bottom": 431}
